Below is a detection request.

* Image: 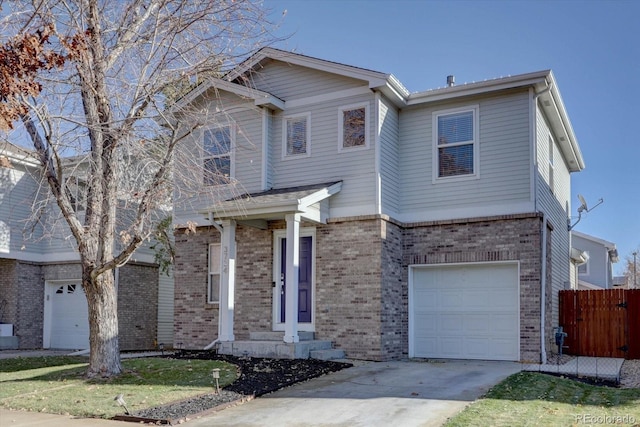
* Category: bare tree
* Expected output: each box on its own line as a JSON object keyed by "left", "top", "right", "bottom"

{"left": 0, "top": 0, "right": 279, "bottom": 377}
{"left": 621, "top": 248, "right": 639, "bottom": 289}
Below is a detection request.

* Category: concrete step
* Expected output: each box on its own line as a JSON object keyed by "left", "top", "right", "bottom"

{"left": 309, "top": 348, "right": 346, "bottom": 361}
{"left": 218, "top": 339, "right": 332, "bottom": 359}
{"left": 249, "top": 331, "right": 315, "bottom": 341}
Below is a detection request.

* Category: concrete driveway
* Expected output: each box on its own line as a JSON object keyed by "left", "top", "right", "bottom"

{"left": 0, "top": 358, "right": 521, "bottom": 427}
{"left": 184, "top": 359, "right": 521, "bottom": 427}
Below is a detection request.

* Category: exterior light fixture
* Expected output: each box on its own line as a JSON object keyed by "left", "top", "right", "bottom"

{"left": 114, "top": 394, "right": 130, "bottom": 415}
{"left": 212, "top": 368, "right": 221, "bottom": 394}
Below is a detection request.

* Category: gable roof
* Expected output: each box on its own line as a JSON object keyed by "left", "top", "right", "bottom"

{"left": 178, "top": 48, "right": 584, "bottom": 171}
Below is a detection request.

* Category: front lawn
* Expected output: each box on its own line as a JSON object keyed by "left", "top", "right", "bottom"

{"left": 445, "top": 372, "right": 640, "bottom": 426}
{"left": 0, "top": 356, "right": 237, "bottom": 419}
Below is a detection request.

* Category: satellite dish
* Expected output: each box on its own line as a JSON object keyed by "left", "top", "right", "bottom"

{"left": 577, "top": 194, "right": 588, "bottom": 212}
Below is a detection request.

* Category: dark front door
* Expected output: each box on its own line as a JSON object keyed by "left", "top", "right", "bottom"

{"left": 280, "top": 236, "right": 312, "bottom": 323}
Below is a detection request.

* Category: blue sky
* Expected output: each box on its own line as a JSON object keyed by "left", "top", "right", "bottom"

{"left": 265, "top": 0, "right": 640, "bottom": 273}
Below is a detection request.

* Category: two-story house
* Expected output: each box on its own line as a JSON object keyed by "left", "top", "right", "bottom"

{"left": 172, "top": 48, "right": 584, "bottom": 363}
{"left": 0, "top": 140, "right": 174, "bottom": 351}
{"left": 571, "top": 230, "right": 619, "bottom": 289}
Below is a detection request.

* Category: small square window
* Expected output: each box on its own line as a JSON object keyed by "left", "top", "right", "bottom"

{"left": 339, "top": 104, "right": 368, "bottom": 150}
{"left": 208, "top": 243, "right": 221, "bottom": 304}
{"left": 283, "top": 113, "right": 310, "bottom": 158}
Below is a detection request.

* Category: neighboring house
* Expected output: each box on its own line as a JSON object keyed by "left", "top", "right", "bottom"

{"left": 571, "top": 230, "right": 619, "bottom": 290}
{"left": 613, "top": 275, "right": 629, "bottom": 289}
{"left": 0, "top": 140, "right": 174, "bottom": 350}
{"left": 171, "top": 48, "right": 585, "bottom": 363}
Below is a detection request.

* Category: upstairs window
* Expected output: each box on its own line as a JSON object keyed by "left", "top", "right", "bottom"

{"left": 283, "top": 113, "right": 311, "bottom": 158}
{"left": 203, "top": 126, "right": 232, "bottom": 185}
{"left": 433, "top": 106, "right": 478, "bottom": 180}
{"left": 208, "top": 243, "right": 221, "bottom": 304}
{"left": 64, "top": 176, "right": 86, "bottom": 212}
{"left": 339, "top": 103, "right": 368, "bottom": 150}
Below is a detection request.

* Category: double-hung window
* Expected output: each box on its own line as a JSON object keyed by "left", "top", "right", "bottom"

{"left": 203, "top": 126, "right": 232, "bottom": 185}
{"left": 339, "top": 103, "right": 368, "bottom": 150}
{"left": 433, "top": 106, "right": 479, "bottom": 180}
{"left": 283, "top": 113, "right": 311, "bottom": 158}
{"left": 208, "top": 243, "right": 221, "bottom": 304}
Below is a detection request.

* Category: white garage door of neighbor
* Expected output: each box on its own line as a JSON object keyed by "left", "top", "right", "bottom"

{"left": 410, "top": 263, "right": 519, "bottom": 361}
{"left": 50, "top": 283, "right": 90, "bottom": 349}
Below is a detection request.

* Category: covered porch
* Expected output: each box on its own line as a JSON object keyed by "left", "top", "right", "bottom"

{"left": 200, "top": 181, "right": 344, "bottom": 359}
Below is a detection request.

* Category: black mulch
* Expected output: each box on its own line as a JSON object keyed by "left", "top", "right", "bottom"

{"left": 128, "top": 351, "right": 352, "bottom": 422}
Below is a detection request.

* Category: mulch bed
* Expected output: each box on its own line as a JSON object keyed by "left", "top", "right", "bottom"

{"left": 123, "top": 351, "right": 352, "bottom": 423}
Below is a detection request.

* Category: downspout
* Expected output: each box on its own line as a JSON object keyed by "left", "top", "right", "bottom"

{"left": 533, "top": 80, "right": 552, "bottom": 365}
{"left": 204, "top": 212, "right": 223, "bottom": 350}
{"left": 540, "top": 216, "right": 548, "bottom": 364}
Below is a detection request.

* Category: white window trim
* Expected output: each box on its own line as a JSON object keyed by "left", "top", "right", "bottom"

{"left": 282, "top": 112, "right": 311, "bottom": 160}
{"left": 202, "top": 123, "right": 235, "bottom": 186}
{"left": 338, "top": 102, "right": 370, "bottom": 152}
{"left": 208, "top": 243, "right": 221, "bottom": 304}
{"left": 432, "top": 105, "right": 480, "bottom": 183}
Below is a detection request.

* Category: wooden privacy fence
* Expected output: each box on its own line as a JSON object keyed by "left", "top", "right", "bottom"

{"left": 559, "top": 289, "right": 640, "bottom": 359}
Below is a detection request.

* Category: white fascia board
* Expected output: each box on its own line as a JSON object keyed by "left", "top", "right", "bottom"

{"left": 545, "top": 72, "right": 584, "bottom": 171}
{"left": 0, "top": 251, "right": 81, "bottom": 263}
{"left": 297, "top": 182, "right": 342, "bottom": 207}
{"left": 571, "top": 230, "right": 617, "bottom": 251}
{"left": 171, "top": 77, "right": 284, "bottom": 112}
{"left": 227, "top": 48, "right": 390, "bottom": 85}
{"left": 406, "top": 72, "right": 551, "bottom": 105}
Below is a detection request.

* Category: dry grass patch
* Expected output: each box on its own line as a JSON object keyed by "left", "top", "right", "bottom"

{"left": 0, "top": 356, "right": 237, "bottom": 419}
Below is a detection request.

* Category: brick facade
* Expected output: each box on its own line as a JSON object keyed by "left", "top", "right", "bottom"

{"left": 0, "top": 259, "right": 158, "bottom": 350}
{"left": 174, "top": 213, "right": 547, "bottom": 362}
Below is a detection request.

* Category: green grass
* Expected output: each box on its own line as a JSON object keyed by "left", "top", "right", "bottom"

{"left": 0, "top": 356, "right": 238, "bottom": 419}
{"left": 445, "top": 372, "right": 640, "bottom": 427}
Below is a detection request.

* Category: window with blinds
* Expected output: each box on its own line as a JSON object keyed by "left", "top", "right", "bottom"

{"left": 433, "top": 106, "right": 478, "bottom": 179}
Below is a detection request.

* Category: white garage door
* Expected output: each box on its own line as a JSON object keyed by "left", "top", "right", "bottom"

{"left": 50, "top": 283, "right": 90, "bottom": 349}
{"left": 410, "top": 263, "right": 519, "bottom": 361}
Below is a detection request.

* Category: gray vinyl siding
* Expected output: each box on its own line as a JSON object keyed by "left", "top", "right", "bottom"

{"left": 378, "top": 96, "right": 400, "bottom": 215}
{"left": 269, "top": 93, "right": 377, "bottom": 213}
{"left": 245, "top": 61, "right": 366, "bottom": 100}
{"left": 535, "top": 106, "right": 572, "bottom": 327}
{"left": 572, "top": 234, "right": 611, "bottom": 288}
{"left": 0, "top": 165, "right": 47, "bottom": 256}
{"left": 232, "top": 107, "right": 264, "bottom": 192}
{"left": 398, "top": 90, "right": 532, "bottom": 215}
{"left": 157, "top": 267, "right": 174, "bottom": 346}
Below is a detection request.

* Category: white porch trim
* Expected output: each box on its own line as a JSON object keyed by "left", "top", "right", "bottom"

{"left": 283, "top": 213, "right": 301, "bottom": 343}
{"left": 218, "top": 219, "right": 236, "bottom": 342}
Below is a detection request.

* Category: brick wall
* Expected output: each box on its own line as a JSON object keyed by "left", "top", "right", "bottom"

{"left": 0, "top": 259, "right": 17, "bottom": 325}
{"left": 316, "top": 218, "right": 384, "bottom": 360}
{"left": 16, "top": 262, "right": 44, "bottom": 348}
{"left": 174, "top": 213, "right": 545, "bottom": 362}
{"left": 117, "top": 263, "right": 159, "bottom": 350}
{"left": 402, "top": 214, "right": 544, "bottom": 362}
{"left": 174, "top": 226, "right": 220, "bottom": 349}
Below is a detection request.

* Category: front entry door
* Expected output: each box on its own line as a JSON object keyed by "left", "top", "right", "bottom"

{"left": 280, "top": 236, "right": 313, "bottom": 323}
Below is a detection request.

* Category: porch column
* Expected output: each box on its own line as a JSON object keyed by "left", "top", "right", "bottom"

{"left": 284, "top": 213, "right": 300, "bottom": 343}
{"left": 219, "top": 219, "right": 236, "bottom": 342}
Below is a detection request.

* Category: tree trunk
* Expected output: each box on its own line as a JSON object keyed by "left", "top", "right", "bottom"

{"left": 84, "top": 267, "right": 121, "bottom": 377}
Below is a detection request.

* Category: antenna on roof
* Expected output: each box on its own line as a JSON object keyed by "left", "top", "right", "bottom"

{"left": 568, "top": 194, "right": 603, "bottom": 230}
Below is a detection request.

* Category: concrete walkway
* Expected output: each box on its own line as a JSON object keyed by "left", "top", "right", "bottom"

{"left": 524, "top": 356, "right": 624, "bottom": 381}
